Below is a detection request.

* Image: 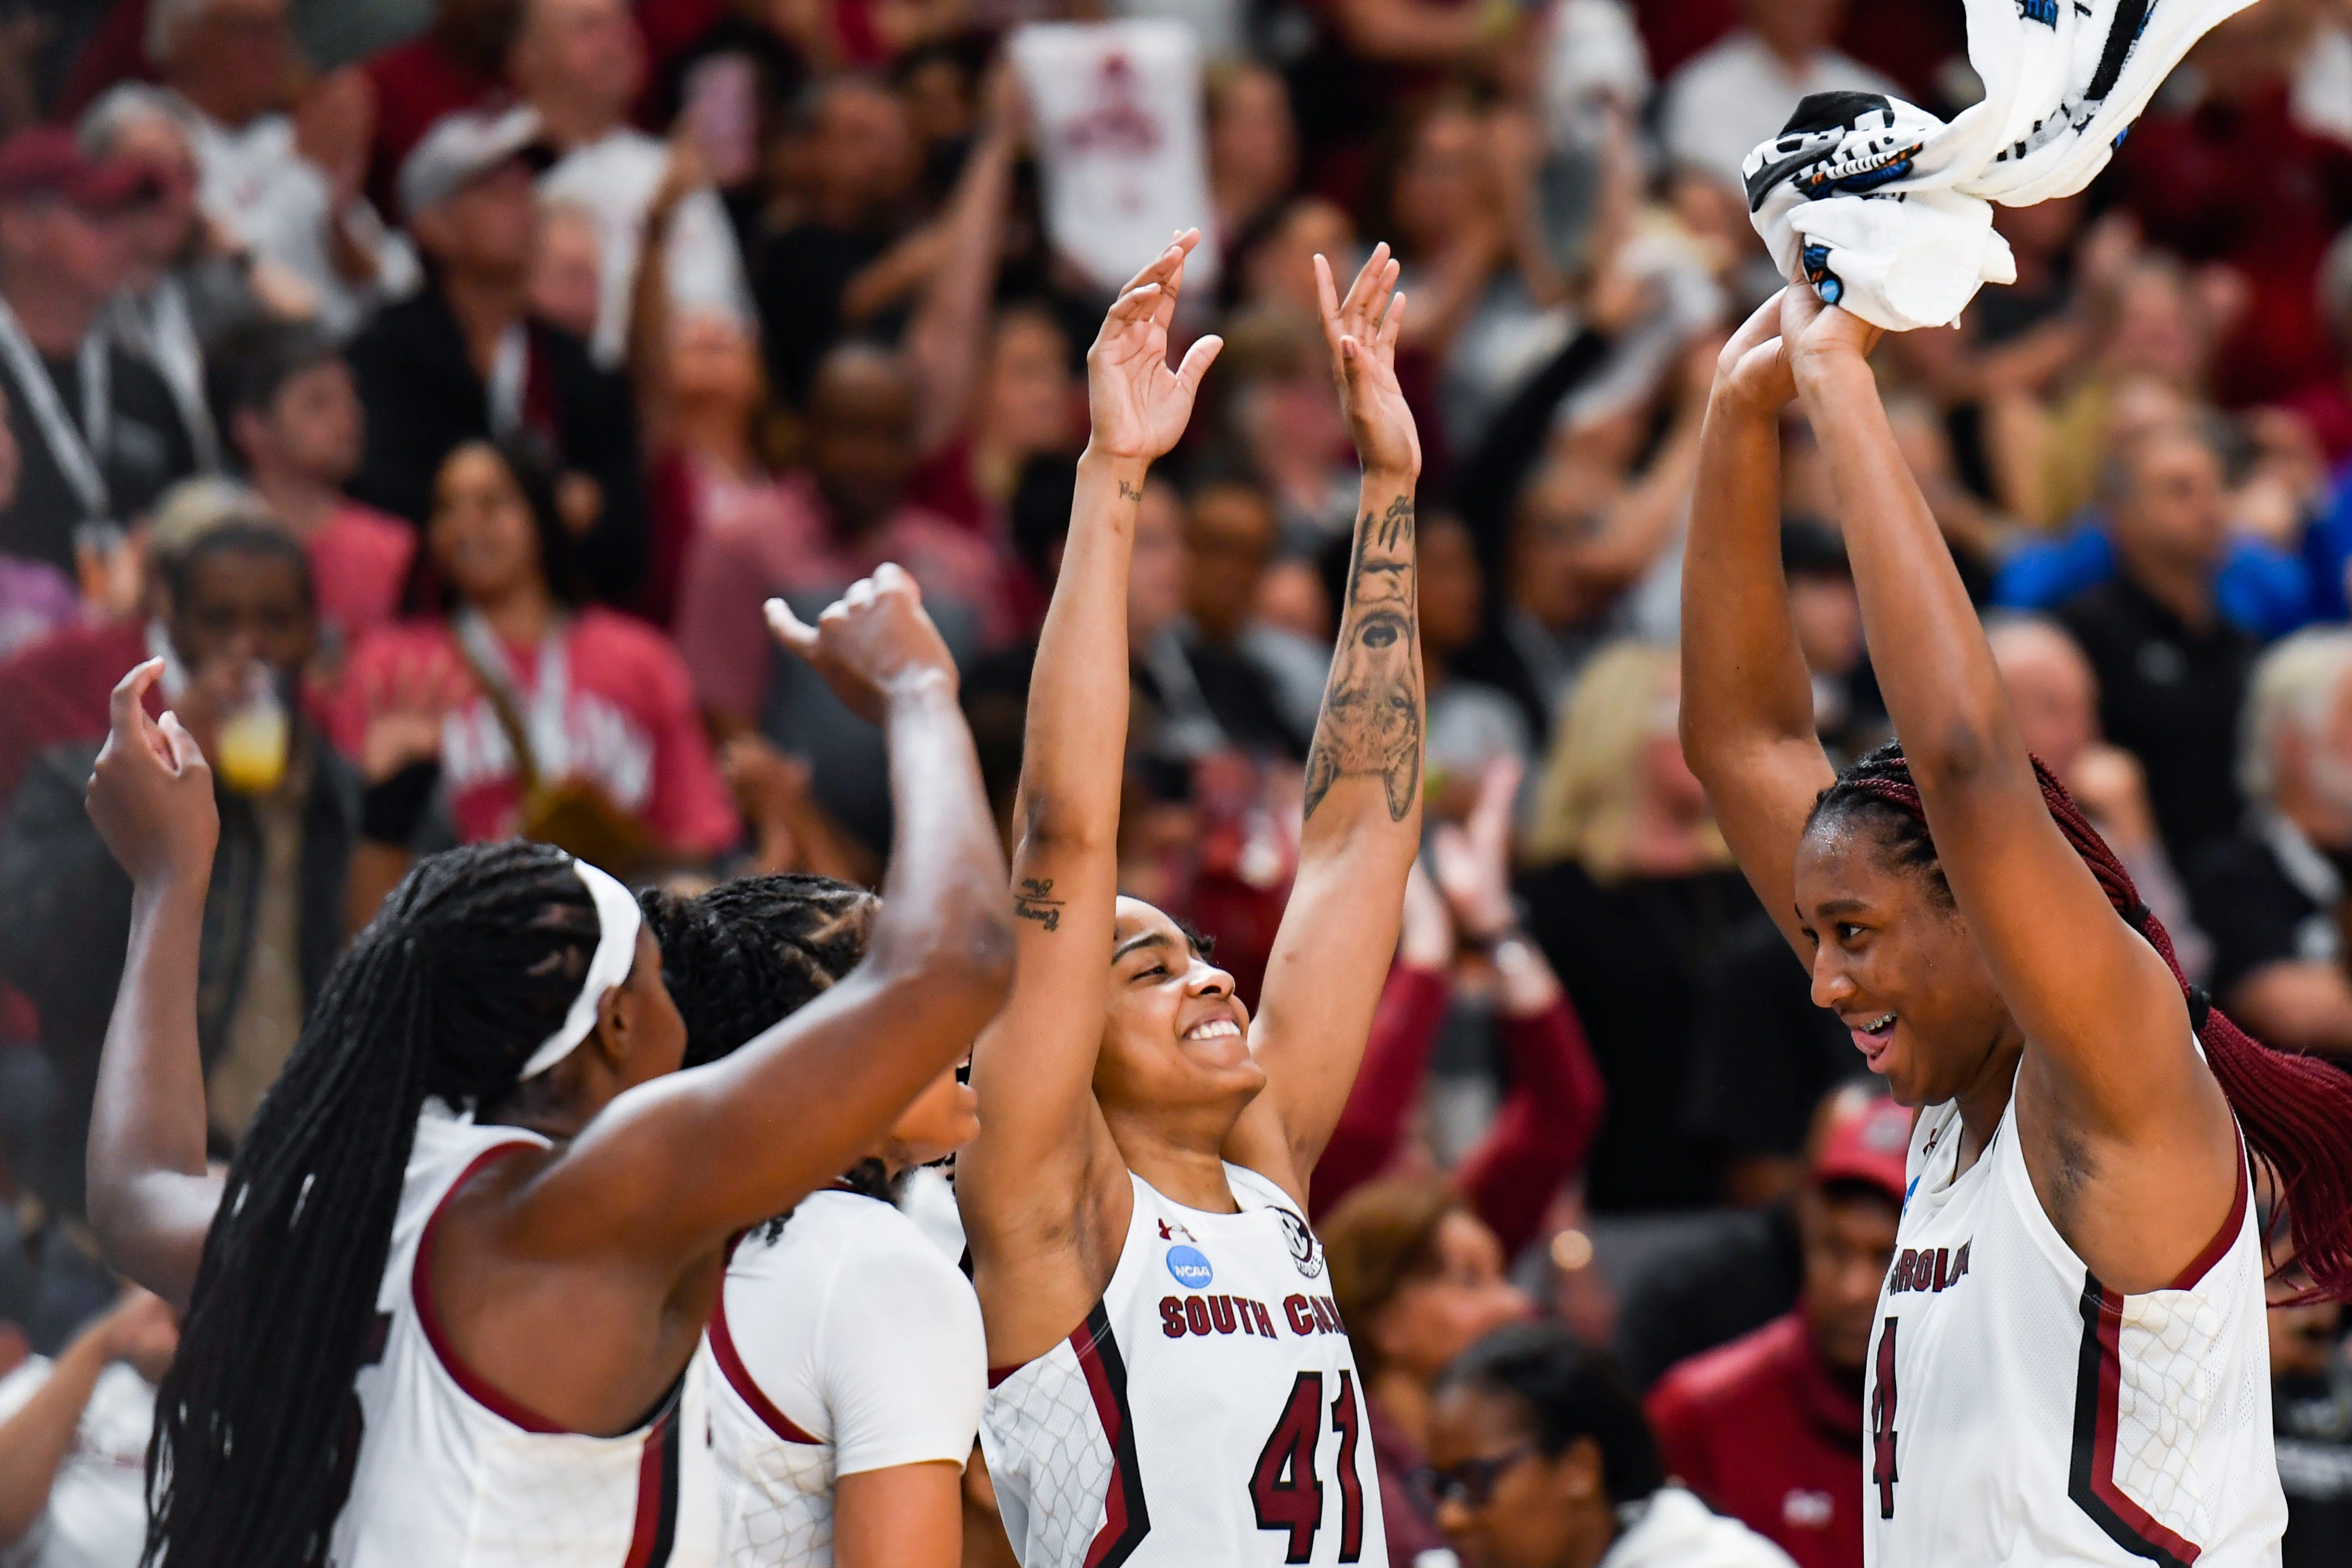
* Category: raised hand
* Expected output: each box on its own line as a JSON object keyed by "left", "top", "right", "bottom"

{"left": 359, "top": 648, "right": 465, "bottom": 784}
{"left": 1314, "top": 243, "right": 1419, "bottom": 479}
{"left": 86, "top": 658, "right": 219, "bottom": 890}
{"left": 1085, "top": 230, "right": 1224, "bottom": 464}
{"left": 765, "top": 564, "right": 959, "bottom": 724}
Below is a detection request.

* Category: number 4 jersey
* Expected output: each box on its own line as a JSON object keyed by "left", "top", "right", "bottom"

{"left": 981, "top": 1165, "right": 1387, "bottom": 1568}
{"left": 1865, "top": 1075, "right": 2284, "bottom": 1568}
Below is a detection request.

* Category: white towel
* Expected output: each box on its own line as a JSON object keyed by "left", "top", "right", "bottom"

{"left": 1742, "top": 0, "right": 2259, "bottom": 332}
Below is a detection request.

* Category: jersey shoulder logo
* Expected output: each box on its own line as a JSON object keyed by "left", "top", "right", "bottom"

{"left": 1166, "top": 1245, "right": 1214, "bottom": 1289}
{"left": 1275, "top": 1208, "right": 1324, "bottom": 1279}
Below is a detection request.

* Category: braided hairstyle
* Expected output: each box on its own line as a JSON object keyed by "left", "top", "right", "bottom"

{"left": 145, "top": 841, "right": 607, "bottom": 1568}
{"left": 641, "top": 874, "right": 887, "bottom": 1227}
{"left": 1807, "top": 739, "right": 2352, "bottom": 1301}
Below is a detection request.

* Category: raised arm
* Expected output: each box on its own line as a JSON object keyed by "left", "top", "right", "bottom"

{"left": 80, "top": 661, "right": 228, "bottom": 1310}
{"left": 510, "top": 565, "right": 1014, "bottom": 1258}
{"left": 1228, "top": 245, "right": 1425, "bottom": 1202}
{"left": 954, "top": 236, "right": 1221, "bottom": 1356}
{"left": 905, "top": 74, "right": 1020, "bottom": 459}
{"left": 1782, "top": 293, "right": 2234, "bottom": 1251}
{"left": 1676, "top": 293, "right": 1837, "bottom": 960}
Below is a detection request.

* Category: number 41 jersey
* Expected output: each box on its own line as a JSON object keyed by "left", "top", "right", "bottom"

{"left": 981, "top": 1165, "right": 1387, "bottom": 1568}
{"left": 1864, "top": 1079, "right": 2283, "bottom": 1568}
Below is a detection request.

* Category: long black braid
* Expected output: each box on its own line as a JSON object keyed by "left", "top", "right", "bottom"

{"left": 641, "top": 874, "right": 886, "bottom": 1234}
{"left": 145, "top": 841, "right": 604, "bottom": 1568}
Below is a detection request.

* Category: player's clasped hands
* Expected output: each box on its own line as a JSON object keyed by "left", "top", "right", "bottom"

{"left": 763, "top": 561, "right": 959, "bottom": 723}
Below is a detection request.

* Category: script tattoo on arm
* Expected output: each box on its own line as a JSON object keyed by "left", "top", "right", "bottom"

{"left": 1303, "top": 494, "right": 1422, "bottom": 823}
{"left": 1013, "top": 877, "right": 1065, "bottom": 931}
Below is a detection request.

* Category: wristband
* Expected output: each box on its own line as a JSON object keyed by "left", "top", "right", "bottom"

{"left": 1458, "top": 923, "right": 1524, "bottom": 953}
{"left": 360, "top": 758, "right": 440, "bottom": 846}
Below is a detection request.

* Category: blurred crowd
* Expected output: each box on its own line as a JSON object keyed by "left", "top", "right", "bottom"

{"left": 4, "top": 0, "right": 2352, "bottom": 1562}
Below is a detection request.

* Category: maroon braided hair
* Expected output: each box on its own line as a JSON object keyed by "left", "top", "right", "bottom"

{"left": 1809, "top": 739, "right": 2352, "bottom": 1300}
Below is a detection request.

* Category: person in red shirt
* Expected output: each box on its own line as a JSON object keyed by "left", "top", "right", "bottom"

{"left": 207, "top": 318, "right": 415, "bottom": 683}
{"left": 356, "top": 0, "right": 520, "bottom": 216}
{"left": 1644, "top": 1087, "right": 1909, "bottom": 1568}
{"left": 331, "top": 438, "right": 737, "bottom": 912}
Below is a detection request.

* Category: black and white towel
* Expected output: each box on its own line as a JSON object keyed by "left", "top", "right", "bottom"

{"left": 1741, "top": 0, "right": 2258, "bottom": 331}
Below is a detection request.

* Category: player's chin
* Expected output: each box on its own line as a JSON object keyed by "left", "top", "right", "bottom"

{"left": 1174, "top": 1040, "right": 1267, "bottom": 1096}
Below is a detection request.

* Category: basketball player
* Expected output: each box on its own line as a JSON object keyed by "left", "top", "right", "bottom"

{"left": 644, "top": 875, "right": 986, "bottom": 1568}
{"left": 75, "top": 566, "right": 1011, "bottom": 1568}
{"left": 955, "top": 230, "right": 1419, "bottom": 1568}
{"left": 1682, "top": 284, "right": 2352, "bottom": 1565}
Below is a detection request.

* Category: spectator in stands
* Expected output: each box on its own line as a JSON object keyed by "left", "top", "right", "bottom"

{"left": 358, "top": 0, "right": 517, "bottom": 216}
{"left": 1319, "top": 758, "right": 1607, "bottom": 1231}
{"left": 750, "top": 75, "right": 923, "bottom": 406}
{"left": 2053, "top": 423, "right": 2257, "bottom": 870}
{"left": 78, "top": 85, "right": 268, "bottom": 473}
{"left": 207, "top": 318, "right": 414, "bottom": 680}
{"left": 1327, "top": 1179, "right": 1535, "bottom": 1566}
{"left": 515, "top": 0, "right": 750, "bottom": 369}
{"left": 1427, "top": 1322, "right": 1797, "bottom": 1568}
{"left": 149, "top": 0, "right": 414, "bottom": 337}
{"left": 347, "top": 106, "right": 646, "bottom": 602}
{"left": 1, "top": 515, "right": 351, "bottom": 1209}
{"left": 1157, "top": 475, "right": 1315, "bottom": 758}
{"left": 672, "top": 340, "right": 1006, "bottom": 854}
{"left": 1778, "top": 520, "right": 1881, "bottom": 765}
{"left": 2187, "top": 628, "right": 2352, "bottom": 1057}
{"left": 2269, "top": 1244, "right": 2352, "bottom": 1568}
{"left": 1207, "top": 62, "right": 1297, "bottom": 246}
{"left": 1421, "top": 509, "right": 1530, "bottom": 788}
{"left": 1521, "top": 641, "right": 1752, "bottom": 1213}
{"left": 0, "top": 126, "right": 194, "bottom": 579}
{"left": 1986, "top": 614, "right": 2206, "bottom": 978}
{"left": 333, "top": 438, "right": 736, "bottom": 906}
{"left": 1645, "top": 1089, "right": 1908, "bottom": 1568}
{"left": 1655, "top": 0, "right": 1897, "bottom": 194}
{"left": 0, "top": 1285, "right": 177, "bottom": 1567}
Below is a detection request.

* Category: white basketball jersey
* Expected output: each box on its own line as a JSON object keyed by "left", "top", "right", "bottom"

{"left": 702, "top": 1190, "right": 987, "bottom": 1567}
{"left": 981, "top": 1165, "right": 1388, "bottom": 1568}
{"left": 330, "top": 1103, "right": 687, "bottom": 1568}
{"left": 1864, "top": 1078, "right": 2285, "bottom": 1568}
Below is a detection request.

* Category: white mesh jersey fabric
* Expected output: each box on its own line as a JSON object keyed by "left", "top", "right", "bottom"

{"left": 328, "top": 1104, "right": 678, "bottom": 1568}
{"left": 979, "top": 1166, "right": 1388, "bottom": 1568}
{"left": 1862, "top": 1075, "right": 2286, "bottom": 1568}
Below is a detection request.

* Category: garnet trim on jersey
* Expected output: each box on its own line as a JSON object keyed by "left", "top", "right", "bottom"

{"left": 707, "top": 1281, "right": 822, "bottom": 1444}
{"left": 413, "top": 1142, "right": 566, "bottom": 1434}
{"left": 624, "top": 1408, "right": 683, "bottom": 1568}
{"left": 2064, "top": 1168, "right": 2249, "bottom": 1568}
{"left": 411, "top": 1140, "right": 683, "bottom": 1568}
{"left": 1072, "top": 1302, "right": 1151, "bottom": 1568}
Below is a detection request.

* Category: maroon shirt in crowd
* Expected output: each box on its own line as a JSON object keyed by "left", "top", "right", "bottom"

{"left": 0, "top": 618, "right": 149, "bottom": 807}
{"left": 1645, "top": 1311, "right": 1864, "bottom": 1568}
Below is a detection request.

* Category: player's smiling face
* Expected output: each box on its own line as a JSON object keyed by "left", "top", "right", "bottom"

{"left": 1094, "top": 897, "right": 1265, "bottom": 1117}
{"left": 1792, "top": 817, "right": 2018, "bottom": 1109}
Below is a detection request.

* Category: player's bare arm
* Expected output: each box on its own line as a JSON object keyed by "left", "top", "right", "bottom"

{"left": 1784, "top": 288, "right": 2236, "bottom": 1292}
{"left": 1226, "top": 245, "right": 1425, "bottom": 1206}
{"left": 956, "top": 233, "right": 1223, "bottom": 1366}
{"left": 81, "top": 658, "right": 231, "bottom": 1310}
{"left": 1675, "top": 291, "right": 1838, "bottom": 964}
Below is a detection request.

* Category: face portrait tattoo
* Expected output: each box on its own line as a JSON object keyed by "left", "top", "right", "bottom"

{"left": 1305, "top": 494, "right": 1422, "bottom": 823}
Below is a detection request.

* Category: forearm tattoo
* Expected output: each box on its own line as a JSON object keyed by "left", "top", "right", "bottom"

{"left": 1013, "top": 877, "right": 1065, "bottom": 931}
{"left": 1303, "top": 494, "right": 1422, "bottom": 823}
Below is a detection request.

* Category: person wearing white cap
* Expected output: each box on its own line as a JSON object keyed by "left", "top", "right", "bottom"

{"left": 72, "top": 560, "right": 1013, "bottom": 1568}
{"left": 345, "top": 103, "right": 648, "bottom": 603}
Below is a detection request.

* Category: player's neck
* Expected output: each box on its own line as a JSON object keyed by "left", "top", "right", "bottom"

{"left": 1108, "top": 1112, "right": 1241, "bottom": 1214}
{"left": 1952, "top": 1037, "right": 2025, "bottom": 1179}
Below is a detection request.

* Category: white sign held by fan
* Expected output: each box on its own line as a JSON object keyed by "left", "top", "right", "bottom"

{"left": 1010, "top": 20, "right": 1219, "bottom": 296}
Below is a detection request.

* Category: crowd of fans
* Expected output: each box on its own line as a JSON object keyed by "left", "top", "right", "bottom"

{"left": 3, "top": 0, "right": 2352, "bottom": 1562}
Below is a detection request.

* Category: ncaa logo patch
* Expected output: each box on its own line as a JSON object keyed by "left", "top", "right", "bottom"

{"left": 1165, "top": 1245, "right": 1215, "bottom": 1290}
{"left": 1275, "top": 1208, "right": 1324, "bottom": 1279}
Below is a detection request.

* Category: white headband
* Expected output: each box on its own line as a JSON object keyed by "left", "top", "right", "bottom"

{"left": 519, "top": 860, "right": 645, "bottom": 1081}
